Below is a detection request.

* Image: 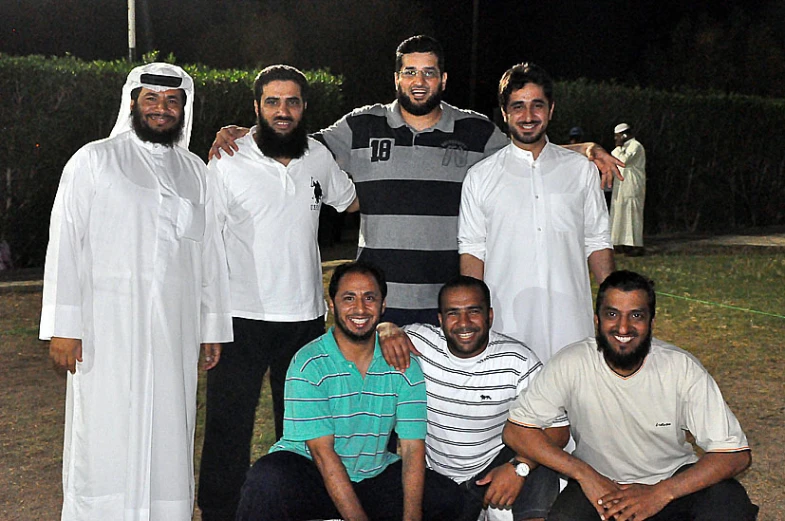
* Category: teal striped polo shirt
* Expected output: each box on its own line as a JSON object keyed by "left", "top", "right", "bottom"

{"left": 270, "top": 327, "right": 427, "bottom": 482}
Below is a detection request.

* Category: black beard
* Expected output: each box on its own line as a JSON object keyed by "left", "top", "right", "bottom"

{"left": 397, "top": 85, "right": 443, "bottom": 116}
{"left": 335, "top": 314, "right": 379, "bottom": 343}
{"left": 596, "top": 326, "right": 652, "bottom": 372}
{"left": 254, "top": 114, "right": 309, "bottom": 159}
{"left": 131, "top": 104, "right": 184, "bottom": 147}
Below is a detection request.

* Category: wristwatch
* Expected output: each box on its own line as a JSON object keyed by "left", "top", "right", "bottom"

{"left": 509, "top": 459, "right": 530, "bottom": 478}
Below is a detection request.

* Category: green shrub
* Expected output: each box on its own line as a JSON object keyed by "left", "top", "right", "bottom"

{"left": 0, "top": 54, "right": 344, "bottom": 267}
{"left": 551, "top": 80, "right": 785, "bottom": 233}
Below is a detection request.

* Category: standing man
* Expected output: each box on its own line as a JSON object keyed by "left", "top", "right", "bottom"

{"left": 210, "top": 36, "right": 623, "bottom": 327}
{"left": 459, "top": 63, "right": 614, "bottom": 363}
{"left": 198, "top": 65, "right": 359, "bottom": 521}
{"left": 503, "top": 270, "right": 759, "bottom": 521}
{"left": 235, "top": 262, "right": 460, "bottom": 521}
{"left": 610, "top": 122, "right": 646, "bottom": 256}
{"left": 378, "top": 276, "right": 569, "bottom": 521}
{"left": 40, "top": 63, "right": 233, "bottom": 521}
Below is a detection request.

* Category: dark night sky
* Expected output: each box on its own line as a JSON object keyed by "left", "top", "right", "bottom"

{"left": 1, "top": 0, "right": 771, "bottom": 116}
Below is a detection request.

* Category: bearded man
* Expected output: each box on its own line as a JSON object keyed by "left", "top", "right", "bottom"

{"left": 502, "top": 270, "right": 758, "bottom": 521}
{"left": 197, "top": 64, "right": 359, "bottom": 521}
{"left": 210, "top": 36, "right": 624, "bottom": 328}
{"left": 40, "top": 63, "right": 233, "bottom": 521}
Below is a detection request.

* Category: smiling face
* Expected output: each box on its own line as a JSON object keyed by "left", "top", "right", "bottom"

{"left": 255, "top": 80, "right": 305, "bottom": 137}
{"left": 595, "top": 288, "right": 653, "bottom": 375}
{"left": 395, "top": 52, "right": 446, "bottom": 117}
{"left": 131, "top": 87, "right": 185, "bottom": 145}
{"left": 329, "top": 272, "right": 386, "bottom": 344}
{"left": 438, "top": 285, "right": 493, "bottom": 359}
{"left": 503, "top": 83, "right": 554, "bottom": 156}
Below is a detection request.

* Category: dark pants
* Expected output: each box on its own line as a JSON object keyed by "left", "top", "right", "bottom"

{"left": 549, "top": 465, "right": 758, "bottom": 521}
{"left": 426, "top": 447, "right": 559, "bottom": 521}
{"left": 382, "top": 307, "right": 439, "bottom": 327}
{"left": 236, "top": 451, "right": 464, "bottom": 521}
{"left": 198, "top": 317, "right": 325, "bottom": 521}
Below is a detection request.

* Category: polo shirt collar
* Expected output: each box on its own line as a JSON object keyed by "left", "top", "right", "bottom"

{"left": 325, "top": 326, "right": 384, "bottom": 362}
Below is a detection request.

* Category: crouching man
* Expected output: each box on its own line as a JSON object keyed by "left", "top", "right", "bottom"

{"left": 236, "top": 261, "right": 461, "bottom": 521}
{"left": 502, "top": 270, "right": 758, "bottom": 521}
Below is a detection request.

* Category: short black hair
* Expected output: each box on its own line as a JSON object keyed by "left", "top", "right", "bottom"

{"left": 437, "top": 275, "right": 491, "bottom": 313}
{"left": 328, "top": 261, "right": 388, "bottom": 301}
{"left": 498, "top": 62, "right": 554, "bottom": 110}
{"left": 395, "top": 35, "right": 445, "bottom": 72}
{"left": 253, "top": 64, "right": 309, "bottom": 104}
{"left": 595, "top": 270, "right": 656, "bottom": 318}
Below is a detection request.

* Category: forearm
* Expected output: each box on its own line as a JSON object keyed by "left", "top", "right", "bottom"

{"left": 459, "top": 253, "right": 485, "bottom": 280}
{"left": 503, "top": 422, "right": 594, "bottom": 482}
{"left": 400, "top": 439, "right": 425, "bottom": 521}
{"left": 311, "top": 448, "right": 368, "bottom": 521}
{"left": 588, "top": 248, "right": 615, "bottom": 285}
{"left": 656, "top": 451, "right": 751, "bottom": 503}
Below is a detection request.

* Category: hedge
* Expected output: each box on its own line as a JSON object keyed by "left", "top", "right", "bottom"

{"left": 0, "top": 54, "right": 344, "bottom": 267}
{"left": 2, "top": 55, "right": 784, "bottom": 268}
{"left": 550, "top": 79, "right": 785, "bottom": 234}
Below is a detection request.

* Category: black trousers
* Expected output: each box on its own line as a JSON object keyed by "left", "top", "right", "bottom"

{"left": 548, "top": 465, "right": 759, "bottom": 521}
{"left": 236, "top": 450, "right": 464, "bottom": 521}
{"left": 198, "top": 317, "right": 325, "bottom": 521}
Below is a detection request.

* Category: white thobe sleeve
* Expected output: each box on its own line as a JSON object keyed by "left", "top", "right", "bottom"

{"left": 582, "top": 162, "right": 613, "bottom": 257}
{"left": 200, "top": 162, "right": 233, "bottom": 343}
{"left": 457, "top": 167, "right": 488, "bottom": 261}
{"left": 40, "top": 149, "right": 94, "bottom": 340}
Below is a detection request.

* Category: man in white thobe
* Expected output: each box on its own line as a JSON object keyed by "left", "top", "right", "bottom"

{"left": 610, "top": 122, "right": 646, "bottom": 256}
{"left": 459, "top": 63, "right": 614, "bottom": 364}
{"left": 40, "top": 63, "right": 233, "bottom": 521}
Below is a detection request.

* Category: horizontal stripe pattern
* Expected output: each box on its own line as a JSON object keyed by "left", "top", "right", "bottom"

{"left": 403, "top": 324, "right": 542, "bottom": 483}
{"left": 270, "top": 329, "right": 426, "bottom": 482}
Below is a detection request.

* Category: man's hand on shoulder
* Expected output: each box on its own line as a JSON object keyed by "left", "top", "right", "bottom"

{"left": 475, "top": 462, "right": 526, "bottom": 510}
{"left": 208, "top": 125, "right": 250, "bottom": 160}
{"left": 585, "top": 142, "right": 625, "bottom": 189}
{"left": 377, "top": 322, "right": 420, "bottom": 371}
{"left": 49, "top": 336, "right": 82, "bottom": 374}
{"left": 597, "top": 482, "right": 673, "bottom": 521}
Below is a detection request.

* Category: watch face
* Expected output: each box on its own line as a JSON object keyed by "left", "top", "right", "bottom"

{"left": 515, "top": 462, "right": 530, "bottom": 477}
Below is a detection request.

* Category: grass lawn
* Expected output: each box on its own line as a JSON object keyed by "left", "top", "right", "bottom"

{"left": 1, "top": 249, "right": 783, "bottom": 520}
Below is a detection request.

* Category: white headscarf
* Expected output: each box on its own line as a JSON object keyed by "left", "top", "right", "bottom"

{"left": 110, "top": 62, "right": 195, "bottom": 149}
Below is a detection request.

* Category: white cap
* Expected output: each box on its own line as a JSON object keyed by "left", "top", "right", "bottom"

{"left": 614, "top": 123, "right": 630, "bottom": 134}
{"left": 110, "top": 63, "right": 195, "bottom": 149}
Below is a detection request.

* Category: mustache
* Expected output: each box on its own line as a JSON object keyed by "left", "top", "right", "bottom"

{"left": 274, "top": 116, "right": 294, "bottom": 122}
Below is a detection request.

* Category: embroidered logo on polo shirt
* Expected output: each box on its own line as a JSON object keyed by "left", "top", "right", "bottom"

{"left": 370, "top": 138, "right": 393, "bottom": 162}
{"left": 655, "top": 422, "right": 672, "bottom": 427}
{"left": 480, "top": 394, "right": 492, "bottom": 401}
{"left": 311, "top": 178, "right": 322, "bottom": 210}
{"left": 441, "top": 140, "right": 468, "bottom": 167}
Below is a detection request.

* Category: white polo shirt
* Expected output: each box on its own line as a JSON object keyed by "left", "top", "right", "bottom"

{"left": 209, "top": 130, "right": 356, "bottom": 321}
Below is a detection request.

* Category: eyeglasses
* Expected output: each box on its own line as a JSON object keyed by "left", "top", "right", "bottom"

{"left": 397, "top": 68, "right": 440, "bottom": 79}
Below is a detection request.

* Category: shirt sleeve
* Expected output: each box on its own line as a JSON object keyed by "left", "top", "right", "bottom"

{"left": 200, "top": 161, "right": 233, "bottom": 343}
{"left": 394, "top": 357, "right": 427, "bottom": 440}
{"left": 508, "top": 355, "right": 570, "bottom": 428}
{"left": 282, "top": 351, "right": 336, "bottom": 442}
{"left": 319, "top": 147, "right": 357, "bottom": 212}
{"left": 683, "top": 364, "right": 750, "bottom": 453}
{"left": 457, "top": 166, "right": 488, "bottom": 260}
{"left": 312, "top": 113, "right": 353, "bottom": 170}
{"left": 582, "top": 161, "right": 613, "bottom": 257}
{"left": 484, "top": 126, "right": 510, "bottom": 157}
{"left": 40, "top": 149, "right": 94, "bottom": 340}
